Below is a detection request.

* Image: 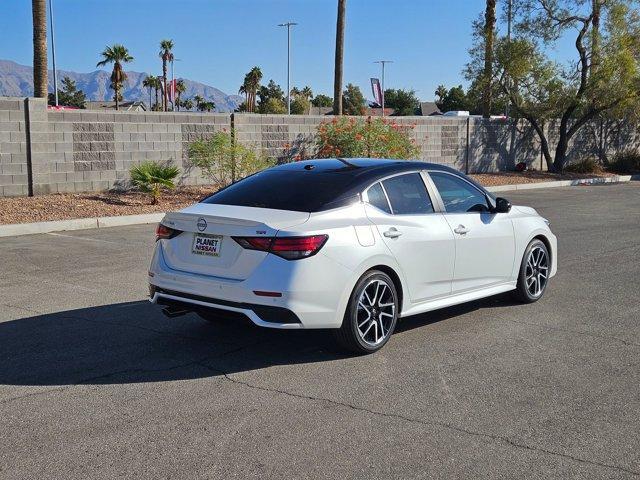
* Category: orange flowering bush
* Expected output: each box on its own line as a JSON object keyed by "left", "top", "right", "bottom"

{"left": 316, "top": 117, "right": 419, "bottom": 159}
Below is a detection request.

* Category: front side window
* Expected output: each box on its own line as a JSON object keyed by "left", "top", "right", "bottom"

{"left": 366, "top": 182, "right": 391, "bottom": 214}
{"left": 382, "top": 173, "right": 434, "bottom": 215}
{"left": 430, "top": 172, "right": 489, "bottom": 213}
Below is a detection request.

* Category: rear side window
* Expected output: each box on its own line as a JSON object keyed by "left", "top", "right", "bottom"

{"left": 202, "top": 171, "right": 358, "bottom": 212}
{"left": 382, "top": 173, "right": 434, "bottom": 215}
{"left": 366, "top": 182, "right": 391, "bottom": 214}
{"left": 429, "top": 172, "right": 490, "bottom": 213}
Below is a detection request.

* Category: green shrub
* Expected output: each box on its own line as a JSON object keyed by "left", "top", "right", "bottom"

{"left": 564, "top": 157, "right": 601, "bottom": 174}
{"left": 315, "top": 117, "right": 420, "bottom": 159}
{"left": 188, "top": 131, "right": 275, "bottom": 187}
{"left": 130, "top": 161, "right": 180, "bottom": 204}
{"left": 608, "top": 150, "right": 640, "bottom": 174}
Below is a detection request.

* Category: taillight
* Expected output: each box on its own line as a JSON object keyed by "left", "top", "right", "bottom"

{"left": 155, "top": 223, "right": 181, "bottom": 241}
{"left": 232, "top": 234, "right": 328, "bottom": 260}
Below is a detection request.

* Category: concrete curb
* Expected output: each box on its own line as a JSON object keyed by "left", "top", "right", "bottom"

{"left": 0, "top": 213, "right": 165, "bottom": 238}
{"left": 486, "top": 174, "right": 638, "bottom": 193}
{"left": 0, "top": 174, "right": 637, "bottom": 238}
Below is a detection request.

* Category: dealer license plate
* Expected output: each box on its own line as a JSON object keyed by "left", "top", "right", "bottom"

{"left": 192, "top": 233, "right": 223, "bottom": 257}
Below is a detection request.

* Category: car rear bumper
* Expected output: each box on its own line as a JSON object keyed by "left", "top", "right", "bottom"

{"left": 150, "top": 286, "right": 303, "bottom": 329}
{"left": 148, "top": 241, "right": 354, "bottom": 329}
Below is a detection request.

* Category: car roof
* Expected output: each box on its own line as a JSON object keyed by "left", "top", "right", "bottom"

{"left": 272, "top": 157, "right": 460, "bottom": 181}
{"left": 202, "top": 158, "right": 492, "bottom": 213}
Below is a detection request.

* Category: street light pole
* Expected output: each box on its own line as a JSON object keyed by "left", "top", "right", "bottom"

{"left": 278, "top": 22, "right": 297, "bottom": 114}
{"left": 374, "top": 60, "right": 392, "bottom": 116}
{"left": 48, "top": 0, "right": 58, "bottom": 106}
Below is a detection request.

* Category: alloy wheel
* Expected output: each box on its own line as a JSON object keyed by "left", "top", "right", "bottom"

{"left": 525, "top": 245, "right": 549, "bottom": 298}
{"left": 356, "top": 279, "right": 396, "bottom": 347}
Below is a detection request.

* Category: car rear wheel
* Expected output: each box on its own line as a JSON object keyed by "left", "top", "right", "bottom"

{"left": 335, "top": 270, "right": 399, "bottom": 354}
{"left": 513, "top": 239, "right": 550, "bottom": 303}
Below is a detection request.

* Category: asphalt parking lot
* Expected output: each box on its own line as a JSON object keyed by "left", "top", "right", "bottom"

{"left": 1, "top": 182, "right": 639, "bottom": 479}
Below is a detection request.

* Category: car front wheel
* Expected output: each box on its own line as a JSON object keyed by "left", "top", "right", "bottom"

{"left": 335, "top": 270, "right": 399, "bottom": 354}
{"left": 513, "top": 239, "right": 550, "bottom": 303}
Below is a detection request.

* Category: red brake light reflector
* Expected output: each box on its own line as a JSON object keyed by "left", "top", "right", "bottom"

{"left": 232, "top": 234, "right": 328, "bottom": 260}
{"left": 155, "top": 223, "right": 181, "bottom": 241}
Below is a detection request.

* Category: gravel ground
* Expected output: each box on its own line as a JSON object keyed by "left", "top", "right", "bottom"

{"left": 0, "top": 171, "right": 616, "bottom": 225}
{"left": 0, "top": 186, "right": 216, "bottom": 225}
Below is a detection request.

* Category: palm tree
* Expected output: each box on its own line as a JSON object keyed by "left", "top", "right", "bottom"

{"left": 143, "top": 75, "right": 155, "bottom": 111}
{"left": 198, "top": 101, "right": 215, "bottom": 112}
{"left": 301, "top": 86, "right": 313, "bottom": 100}
{"left": 238, "top": 80, "right": 249, "bottom": 110}
{"left": 151, "top": 76, "right": 162, "bottom": 110}
{"left": 246, "top": 66, "right": 262, "bottom": 112}
{"left": 193, "top": 95, "right": 204, "bottom": 110}
{"left": 96, "top": 44, "right": 134, "bottom": 110}
{"left": 333, "top": 0, "right": 346, "bottom": 115}
{"left": 482, "top": 0, "right": 496, "bottom": 118}
{"left": 32, "top": 0, "right": 47, "bottom": 98}
{"left": 175, "top": 79, "right": 186, "bottom": 111}
{"left": 159, "top": 39, "right": 174, "bottom": 111}
{"left": 181, "top": 98, "right": 194, "bottom": 111}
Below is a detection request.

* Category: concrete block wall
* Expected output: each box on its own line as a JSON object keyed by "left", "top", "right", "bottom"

{"left": 0, "top": 98, "right": 29, "bottom": 196}
{"left": 235, "top": 114, "right": 473, "bottom": 171}
{"left": 233, "top": 114, "right": 323, "bottom": 161}
{"left": 1, "top": 96, "right": 639, "bottom": 197}
{"left": 19, "top": 101, "right": 231, "bottom": 195}
{"left": 468, "top": 118, "right": 546, "bottom": 172}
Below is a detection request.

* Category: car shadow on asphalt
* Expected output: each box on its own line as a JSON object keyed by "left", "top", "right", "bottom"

{"left": 0, "top": 294, "right": 517, "bottom": 387}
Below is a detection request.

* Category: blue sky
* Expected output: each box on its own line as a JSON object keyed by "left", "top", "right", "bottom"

{"left": 0, "top": 0, "right": 572, "bottom": 101}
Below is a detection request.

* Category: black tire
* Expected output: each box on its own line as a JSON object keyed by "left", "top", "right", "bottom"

{"left": 512, "top": 239, "right": 550, "bottom": 303}
{"left": 334, "top": 270, "right": 399, "bottom": 354}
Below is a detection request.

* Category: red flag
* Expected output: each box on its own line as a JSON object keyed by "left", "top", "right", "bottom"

{"left": 168, "top": 79, "right": 177, "bottom": 102}
{"left": 370, "top": 78, "right": 382, "bottom": 107}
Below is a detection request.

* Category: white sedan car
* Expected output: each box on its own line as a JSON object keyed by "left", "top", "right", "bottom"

{"left": 149, "top": 158, "right": 557, "bottom": 353}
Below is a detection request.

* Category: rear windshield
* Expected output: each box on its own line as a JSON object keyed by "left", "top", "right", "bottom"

{"left": 201, "top": 170, "right": 359, "bottom": 212}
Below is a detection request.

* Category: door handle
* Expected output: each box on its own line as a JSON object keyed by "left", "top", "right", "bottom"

{"left": 454, "top": 225, "right": 470, "bottom": 235}
{"left": 383, "top": 228, "right": 402, "bottom": 239}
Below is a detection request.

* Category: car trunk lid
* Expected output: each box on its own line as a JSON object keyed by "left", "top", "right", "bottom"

{"left": 160, "top": 203, "right": 310, "bottom": 280}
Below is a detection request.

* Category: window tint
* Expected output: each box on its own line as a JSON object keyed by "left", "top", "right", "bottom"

{"left": 382, "top": 173, "right": 434, "bottom": 215}
{"left": 366, "top": 182, "right": 391, "bottom": 214}
{"left": 202, "top": 171, "right": 358, "bottom": 212}
{"left": 430, "top": 172, "right": 489, "bottom": 213}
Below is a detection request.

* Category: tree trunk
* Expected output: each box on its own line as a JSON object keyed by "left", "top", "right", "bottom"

{"left": 591, "top": 0, "right": 601, "bottom": 76}
{"left": 524, "top": 117, "right": 554, "bottom": 171}
{"left": 162, "top": 57, "right": 168, "bottom": 112}
{"left": 482, "top": 0, "right": 496, "bottom": 118}
{"left": 333, "top": 0, "right": 346, "bottom": 115}
{"left": 32, "top": 0, "right": 48, "bottom": 98}
{"left": 553, "top": 133, "right": 569, "bottom": 173}
{"left": 114, "top": 82, "right": 119, "bottom": 110}
{"left": 552, "top": 114, "right": 573, "bottom": 172}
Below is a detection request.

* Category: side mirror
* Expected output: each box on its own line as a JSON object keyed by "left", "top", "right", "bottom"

{"left": 494, "top": 197, "right": 512, "bottom": 213}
